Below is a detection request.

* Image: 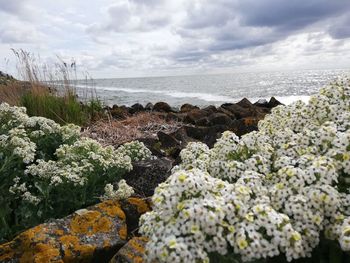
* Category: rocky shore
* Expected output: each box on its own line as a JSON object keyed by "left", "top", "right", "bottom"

{"left": 0, "top": 95, "right": 283, "bottom": 262}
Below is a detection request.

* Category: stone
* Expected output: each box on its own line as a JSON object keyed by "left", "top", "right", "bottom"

{"left": 208, "top": 113, "right": 232, "bottom": 126}
{"left": 267, "top": 97, "right": 283, "bottom": 108}
{"left": 254, "top": 98, "right": 269, "bottom": 107}
{"left": 183, "top": 109, "right": 209, "bottom": 125}
{"left": 129, "top": 103, "right": 144, "bottom": 114}
{"left": 157, "top": 131, "right": 179, "bottom": 149}
{"left": 0, "top": 198, "right": 151, "bottom": 263}
{"left": 184, "top": 125, "right": 228, "bottom": 147}
{"left": 144, "top": 103, "right": 153, "bottom": 111}
{"left": 220, "top": 103, "right": 265, "bottom": 119}
{"left": 202, "top": 105, "right": 218, "bottom": 114}
{"left": 236, "top": 98, "right": 253, "bottom": 108}
{"left": 217, "top": 106, "right": 236, "bottom": 119}
{"left": 0, "top": 200, "right": 129, "bottom": 263}
{"left": 180, "top": 103, "right": 199, "bottom": 113}
{"left": 109, "top": 237, "right": 148, "bottom": 263}
{"left": 136, "top": 138, "right": 165, "bottom": 158}
{"left": 195, "top": 117, "right": 210, "bottom": 126}
{"left": 165, "top": 112, "right": 184, "bottom": 122}
{"left": 110, "top": 105, "right": 130, "bottom": 119}
{"left": 123, "top": 158, "right": 173, "bottom": 196}
{"left": 230, "top": 119, "right": 259, "bottom": 136}
{"left": 152, "top": 102, "right": 172, "bottom": 113}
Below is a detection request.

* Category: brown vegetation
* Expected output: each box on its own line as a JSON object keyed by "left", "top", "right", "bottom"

{"left": 82, "top": 112, "right": 183, "bottom": 146}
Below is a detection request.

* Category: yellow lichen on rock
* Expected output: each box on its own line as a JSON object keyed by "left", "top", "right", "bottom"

{"left": 97, "top": 200, "right": 126, "bottom": 219}
{"left": 59, "top": 235, "right": 95, "bottom": 262}
{"left": 109, "top": 237, "right": 149, "bottom": 263}
{"left": 70, "top": 210, "right": 113, "bottom": 235}
{"left": 118, "top": 224, "right": 128, "bottom": 240}
{"left": 127, "top": 198, "right": 151, "bottom": 214}
{"left": 0, "top": 199, "right": 128, "bottom": 263}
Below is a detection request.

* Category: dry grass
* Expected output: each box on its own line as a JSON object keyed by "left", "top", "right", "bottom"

{"left": 0, "top": 82, "right": 25, "bottom": 105}
{"left": 82, "top": 112, "right": 183, "bottom": 146}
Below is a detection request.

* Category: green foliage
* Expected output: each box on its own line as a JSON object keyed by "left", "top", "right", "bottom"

{"left": 0, "top": 103, "right": 152, "bottom": 242}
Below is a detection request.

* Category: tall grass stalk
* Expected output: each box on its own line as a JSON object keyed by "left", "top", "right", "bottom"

{"left": 7, "top": 49, "right": 104, "bottom": 125}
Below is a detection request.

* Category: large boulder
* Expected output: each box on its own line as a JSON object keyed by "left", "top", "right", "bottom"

{"left": 208, "top": 113, "right": 232, "bottom": 126}
{"left": 129, "top": 103, "right": 144, "bottom": 114}
{"left": 267, "top": 97, "right": 283, "bottom": 108}
{"left": 152, "top": 102, "right": 173, "bottom": 113}
{"left": 110, "top": 105, "right": 130, "bottom": 119}
{"left": 180, "top": 103, "right": 199, "bottom": 113}
{"left": 0, "top": 198, "right": 151, "bottom": 263}
{"left": 123, "top": 158, "right": 173, "bottom": 196}
{"left": 183, "top": 109, "right": 209, "bottom": 125}
{"left": 109, "top": 237, "right": 148, "bottom": 263}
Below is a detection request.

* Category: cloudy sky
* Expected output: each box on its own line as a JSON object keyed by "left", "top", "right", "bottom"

{"left": 0, "top": 0, "right": 350, "bottom": 78}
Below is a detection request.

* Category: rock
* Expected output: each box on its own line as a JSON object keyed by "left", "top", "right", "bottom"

{"left": 230, "top": 119, "right": 259, "bottom": 136}
{"left": 180, "top": 103, "right": 199, "bottom": 113}
{"left": 144, "top": 103, "right": 153, "bottom": 111}
{"left": 183, "top": 109, "right": 209, "bottom": 125}
{"left": 110, "top": 105, "right": 130, "bottom": 119}
{"left": 217, "top": 106, "right": 236, "bottom": 119}
{"left": 136, "top": 138, "right": 165, "bottom": 158}
{"left": 221, "top": 103, "right": 261, "bottom": 119}
{"left": 0, "top": 200, "right": 128, "bottom": 263}
{"left": 130, "top": 103, "right": 144, "bottom": 114}
{"left": 123, "top": 158, "right": 173, "bottom": 196}
{"left": 202, "top": 105, "right": 218, "bottom": 114}
{"left": 208, "top": 113, "right": 232, "bottom": 126}
{"left": 165, "top": 112, "right": 184, "bottom": 122}
{"left": 184, "top": 125, "right": 228, "bottom": 147}
{"left": 267, "top": 97, "right": 283, "bottom": 108}
{"left": 118, "top": 198, "right": 152, "bottom": 236}
{"left": 109, "top": 237, "right": 148, "bottom": 263}
{"left": 153, "top": 102, "right": 172, "bottom": 113}
{"left": 254, "top": 98, "right": 269, "bottom": 107}
{"left": 0, "top": 198, "right": 151, "bottom": 263}
{"left": 236, "top": 98, "right": 253, "bottom": 108}
{"left": 157, "top": 131, "right": 179, "bottom": 148}
{"left": 195, "top": 117, "right": 210, "bottom": 126}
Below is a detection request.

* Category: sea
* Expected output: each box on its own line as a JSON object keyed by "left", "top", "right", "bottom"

{"left": 74, "top": 69, "right": 349, "bottom": 107}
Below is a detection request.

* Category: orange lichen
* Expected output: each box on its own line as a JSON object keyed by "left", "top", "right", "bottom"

{"left": 128, "top": 238, "right": 147, "bottom": 253}
{"left": 54, "top": 229, "right": 64, "bottom": 236}
{"left": 59, "top": 235, "right": 95, "bottom": 262}
{"left": 32, "top": 243, "right": 61, "bottom": 263}
{"left": 97, "top": 200, "right": 126, "bottom": 219}
{"left": 243, "top": 117, "right": 259, "bottom": 126}
{"left": 70, "top": 210, "right": 102, "bottom": 235}
{"left": 127, "top": 198, "right": 150, "bottom": 214}
{"left": 118, "top": 224, "right": 128, "bottom": 240}
{"left": 0, "top": 242, "right": 15, "bottom": 261}
{"left": 18, "top": 225, "right": 46, "bottom": 246}
{"left": 92, "top": 216, "right": 113, "bottom": 233}
{"left": 125, "top": 252, "right": 144, "bottom": 263}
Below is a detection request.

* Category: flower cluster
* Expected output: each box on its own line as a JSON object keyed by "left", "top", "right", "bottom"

{"left": 140, "top": 80, "right": 350, "bottom": 262}
{"left": 0, "top": 103, "right": 152, "bottom": 241}
{"left": 116, "top": 140, "right": 153, "bottom": 162}
{"left": 101, "top": 180, "right": 135, "bottom": 201}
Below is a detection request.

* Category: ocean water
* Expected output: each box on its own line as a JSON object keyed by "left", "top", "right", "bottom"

{"left": 75, "top": 69, "right": 348, "bottom": 107}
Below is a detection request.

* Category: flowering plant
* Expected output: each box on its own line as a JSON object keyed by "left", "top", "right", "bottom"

{"left": 140, "top": 80, "right": 350, "bottom": 262}
{"left": 0, "top": 103, "right": 152, "bottom": 242}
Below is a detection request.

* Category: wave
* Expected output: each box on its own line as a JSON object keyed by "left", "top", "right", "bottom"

{"left": 75, "top": 85, "right": 233, "bottom": 102}
{"left": 75, "top": 84, "right": 311, "bottom": 105}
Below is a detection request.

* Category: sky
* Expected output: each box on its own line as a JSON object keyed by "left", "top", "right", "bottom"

{"left": 0, "top": 0, "right": 350, "bottom": 78}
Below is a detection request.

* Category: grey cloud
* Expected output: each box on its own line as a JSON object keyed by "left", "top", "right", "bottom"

{"left": 0, "top": 0, "right": 25, "bottom": 14}
{"left": 329, "top": 15, "right": 350, "bottom": 39}
{"left": 170, "top": 0, "right": 350, "bottom": 63}
{"left": 238, "top": 0, "right": 350, "bottom": 30}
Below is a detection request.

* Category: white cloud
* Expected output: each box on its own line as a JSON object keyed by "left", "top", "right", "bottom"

{"left": 0, "top": 0, "right": 349, "bottom": 78}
